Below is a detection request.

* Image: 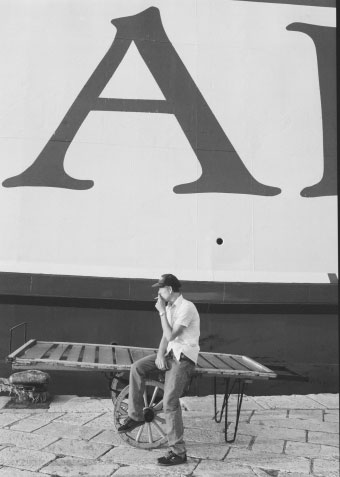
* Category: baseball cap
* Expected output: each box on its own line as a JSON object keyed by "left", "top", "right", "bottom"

{"left": 151, "top": 274, "right": 182, "bottom": 289}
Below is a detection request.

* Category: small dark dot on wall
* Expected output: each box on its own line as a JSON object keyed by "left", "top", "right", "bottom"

{"left": 216, "top": 238, "right": 223, "bottom": 245}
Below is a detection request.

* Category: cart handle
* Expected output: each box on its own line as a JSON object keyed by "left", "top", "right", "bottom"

{"left": 9, "top": 322, "right": 28, "bottom": 354}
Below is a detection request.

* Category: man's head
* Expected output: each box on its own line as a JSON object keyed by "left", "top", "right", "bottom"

{"left": 152, "top": 273, "right": 182, "bottom": 301}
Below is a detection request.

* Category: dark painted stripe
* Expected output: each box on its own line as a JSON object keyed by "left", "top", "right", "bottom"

{"left": 0, "top": 294, "right": 337, "bottom": 314}
{"left": 235, "top": 0, "right": 335, "bottom": 8}
{"left": 328, "top": 273, "right": 338, "bottom": 283}
{"left": 0, "top": 272, "right": 337, "bottom": 305}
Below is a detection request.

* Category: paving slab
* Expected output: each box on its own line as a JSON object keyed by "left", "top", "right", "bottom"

{"left": 100, "top": 446, "right": 166, "bottom": 465}
{"left": 308, "top": 394, "right": 339, "bottom": 409}
{"left": 100, "top": 446, "right": 198, "bottom": 473}
{"left": 308, "top": 430, "right": 340, "bottom": 447}
{"left": 276, "top": 473, "right": 311, "bottom": 477}
{"left": 324, "top": 413, "right": 339, "bottom": 423}
{"left": 285, "top": 441, "right": 340, "bottom": 459}
{"left": 251, "top": 418, "right": 339, "bottom": 434}
{"left": 40, "top": 456, "right": 119, "bottom": 476}
{"left": 226, "top": 433, "right": 253, "bottom": 448}
{"left": 180, "top": 395, "right": 265, "bottom": 412}
{"left": 33, "top": 421, "right": 100, "bottom": 440}
{"left": 0, "top": 413, "right": 30, "bottom": 428}
{"left": 238, "top": 422, "right": 307, "bottom": 442}
{"left": 180, "top": 396, "right": 217, "bottom": 412}
{"left": 183, "top": 415, "right": 227, "bottom": 430}
{"left": 113, "top": 464, "right": 199, "bottom": 476}
{"left": 82, "top": 412, "right": 116, "bottom": 429}
{"left": 251, "top": 437, "right": 285, "bottom": 454}
{"left": 0, "top": 408, "right": 50, "bottom": 415}
{"left": 185, "top": 427, "right": 227, "bottom": 444}
{"left": 229, "top": 396, "right": 267, "bottom": 411}
{"left": 194, "top": 460, "right": 257, "bottom": 476}
{"left": 9, "top": 418, "right": 53, "bottom": 433}
{"left": 0, "top": 392, "right": 337, "bottom": 476}
{"left": 49, "top": 396, "right": 112, "bottom": 413}
{"left": 111, "top": 466, "right": 178, "bottom": 476}
{"left": 0, "top": 399, "right": 10, "bottom": 411}
{"left": 54, "top": 411, "right": 103, "bottom": 426}
{"left": 313, "top": 457, "right": 340, "bottom": 476}
{"left": 288, "top": 409, "right": 324, "bottom": 421}
{"left": 251, "top": 410, "right": 287, "bottom": 421}
{"left": 0, "top": 428, "right": 59, "bottom": 450}
{"left": 0, "top": 467, "right": 44, "bottom": 477}
{"left": 226, "top": 450, "right": 311, "bottom": 473}
{"left": 252, "top": 470, "right": 278, "bottom": 477}
{"left": 0, "top": 446, "right": 56, "bottom": 472}
{"left": 90, "top": 428, "right": 129, "bottom": 446}
{"left": 253, "top": 395, "right": 327, "bottom": 409}
{"left": 44, "top": 437, "right": 112, "bottom": 460}
{"left": 24, "top": 411, "right": 65, "bottom": 422}
{"left": 186, "top": 442, "right": 229, "bottom": 460}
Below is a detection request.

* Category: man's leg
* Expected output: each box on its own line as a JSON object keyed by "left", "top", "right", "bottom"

{"left": 128, "top": 353, "right": 158, "bottom": 421}
{"left": 162, "top": 358, "right": 194, "bottom": 457}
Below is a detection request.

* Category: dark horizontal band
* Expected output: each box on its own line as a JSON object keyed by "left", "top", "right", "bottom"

{"left": 0, "top": 271, "right": 337, "bottom": 314}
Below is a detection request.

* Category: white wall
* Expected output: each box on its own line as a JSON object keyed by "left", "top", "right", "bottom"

{"left": 0, "top": 0, "right": 337, "bottom": 283}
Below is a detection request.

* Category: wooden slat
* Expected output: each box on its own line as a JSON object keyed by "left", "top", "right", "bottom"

{"left": 26, "top": 341, "right": 157, "bottom": 351}
{"left": 7, "top": 339, "right": 36, "bottom": 361}
{"left": 115, "top": 347, "right": 132, "bottom": 366}
{"left": 98, "top": 346, "right": 115, "bottom": 366}
{"left": 213, "top": 354, "right": 239, "bottom": 370}
{"left": 141, "top": 348, "right": 156, "bottom": 358}
{"left": 65, "top": 344, "right": 83, "bottom": 363}
{"left": 230, "top": 355, "right": 259, "bottom": 372}
{"left": 130, "top": 348, "right": 145, "bottom": 362}
{"left": 241, "top": 356, "right": 276, "bottom": 373}
{"left": 228, "top": 355, "right": 257, "bottom": 372}
{"left": 81, "top": 345, "right": 96, "bottom": 364}
{"left": 23, "top": 342, "right": 55, "bottom": 359}
{"left": 197, "top": 355, "right": 215, "bottom": 369}
{"left": 59, "top": 345, "right": 72, "bottom": 360}
{"left": 200, "top": 353, "right": 233, "bottom": 370}
{"left": 211, "top": 354, "right": 238, "bottom": 370}
{"left": 8, "top": 340, "right": 276, "bottom": 379}
{"left": 47, "top": 344, "right": 70, "bottom": 361}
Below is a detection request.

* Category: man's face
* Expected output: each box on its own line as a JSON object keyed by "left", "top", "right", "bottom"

{"left": 158, "top": 286, "right": 172, "bottom": 302}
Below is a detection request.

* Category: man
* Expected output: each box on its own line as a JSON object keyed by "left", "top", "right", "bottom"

{"left": 118, "top": 273, "right": 200, "bottom": 466}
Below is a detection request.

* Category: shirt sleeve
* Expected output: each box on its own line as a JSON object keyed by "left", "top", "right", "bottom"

{"left": 175, "top": 302, "right": 194, "bottom": 327}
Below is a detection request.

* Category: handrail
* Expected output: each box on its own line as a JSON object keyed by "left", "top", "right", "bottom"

{"left": 9, "top": 322, "right": 27, "bottom": 354}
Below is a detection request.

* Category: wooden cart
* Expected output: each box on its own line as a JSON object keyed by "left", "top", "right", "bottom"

{"left": 7, "top": 323, "right": 277, "bottom": 448}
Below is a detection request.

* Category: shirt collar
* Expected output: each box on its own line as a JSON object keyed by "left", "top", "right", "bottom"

{"left": 167, "top": 294, "right": 183, "bottom": 309}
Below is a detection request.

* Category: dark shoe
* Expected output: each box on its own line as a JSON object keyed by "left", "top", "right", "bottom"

{"left": 117, "top": 417, "right": 144, "bottom": 433}
{"left": 157, "top": 451, "right": 187, "bottom": 466}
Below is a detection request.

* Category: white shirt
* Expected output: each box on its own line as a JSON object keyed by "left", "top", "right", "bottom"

{"left": 166, "top": 295, "right": 200, "bottom": 364}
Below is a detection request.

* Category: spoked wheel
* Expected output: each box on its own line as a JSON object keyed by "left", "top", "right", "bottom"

{"left": 110, "top": 372, "right": 129, "bottom": 404}
{"left": 114, "top": 379, "right": 167, "bottom": 449}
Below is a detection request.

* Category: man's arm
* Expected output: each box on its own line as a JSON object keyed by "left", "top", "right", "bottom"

{"left": 159, "top": 316, "right": 185, "bottom": 342}
{"left": 155, "top": 335, "right": 168, "bottom": 370}
{"left": 155, "top": 296, "right": 186, "bottom": 341}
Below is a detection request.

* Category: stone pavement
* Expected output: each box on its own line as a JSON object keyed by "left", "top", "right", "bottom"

{"left": 0, "top": 393, "right": 338, "bottom": 477}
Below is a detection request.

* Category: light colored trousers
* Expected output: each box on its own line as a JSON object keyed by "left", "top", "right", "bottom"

{"left": 128, "top": 353, "right": 194, "bottom": 456}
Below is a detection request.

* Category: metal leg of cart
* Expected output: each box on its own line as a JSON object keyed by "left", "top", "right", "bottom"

{"left": 213, "top": 377, "right": 250, "bottom": 443}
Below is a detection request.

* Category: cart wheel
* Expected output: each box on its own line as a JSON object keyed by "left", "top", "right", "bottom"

{"left": 110, "top": 372, "right": 129, "bottom": 404}
{"left": 114, "top": 380, "right": 167, "bottom": 449}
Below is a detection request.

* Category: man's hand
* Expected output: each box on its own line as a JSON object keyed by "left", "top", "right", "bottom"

{"left": 155, "top": 296, "right": 166, "bottom": 315}
{"left": 155, "top": 353, "right": 168, "bottom": 370}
